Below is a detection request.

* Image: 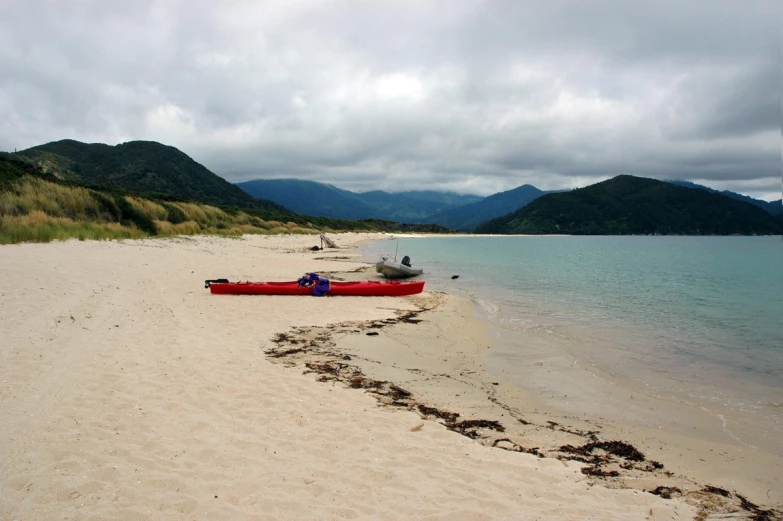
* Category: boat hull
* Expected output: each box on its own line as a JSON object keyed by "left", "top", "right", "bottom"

{"left": 375, "top": 260, "right": 423, "bottom": 279}
{"left": 208, "top": 280, "right": 425, "bottom": 296}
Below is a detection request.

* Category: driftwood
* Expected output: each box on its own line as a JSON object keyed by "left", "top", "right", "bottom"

{"left": 319, "top": 233, "right": 338, "bottom": 248}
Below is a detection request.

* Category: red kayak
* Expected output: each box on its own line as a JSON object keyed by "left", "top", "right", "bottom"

{"left": 205, "top": 279, "right": 425, "bottom": 296}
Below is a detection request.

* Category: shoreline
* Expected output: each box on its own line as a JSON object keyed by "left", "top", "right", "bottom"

{"left": 0, "top": 233, "right": 777, "bottom": 520}
{"left": 359, "top": 234, "right": 782, "bottom": 503}
{"left": 328, "top": 236, "right": 782, "bottom": 510}
{"left": 266, "top": 283, "right": 780, "bottom": 518}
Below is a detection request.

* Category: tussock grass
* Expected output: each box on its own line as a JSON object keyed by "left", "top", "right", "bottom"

{"left": 153, "top": 220, "right": 203, "bottom": 236}
{"left": 263, "top": 220, "right": 284, "bottom": 229}
{"left": 0, "top": 175, "right": 330, "bottom": 244}
{"left": 127, "top": 197, "right": 168, "bottom": 221}
{"left": 172, "top": 202, "right": 231, "bottom": 227}
{"left": 267, "top": 227, "right": 295, "bottom": 235}
{"left": 0, "top": 176, "right": 102, "bottom": 219}
{"left": 0, "top": 211, "right": 146, "bottom": 244}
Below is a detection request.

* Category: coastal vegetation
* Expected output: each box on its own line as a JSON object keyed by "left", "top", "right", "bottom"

{"left": 0, "top": 153, "right": 422, "bottom": 244}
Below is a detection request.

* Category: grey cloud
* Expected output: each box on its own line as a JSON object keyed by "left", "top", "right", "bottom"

{"left": 662, "top": 58, "right": 779, "bottom": 140}
{"left": 0, "top": 0, "right": 780, "bottom": 200}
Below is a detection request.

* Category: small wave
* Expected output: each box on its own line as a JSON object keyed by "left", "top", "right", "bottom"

{"left": 474, "top": 297, "right": 499, "bottom": 317}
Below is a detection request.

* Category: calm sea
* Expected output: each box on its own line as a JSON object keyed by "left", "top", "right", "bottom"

{"left": 361, "top": 236, "right": 783, "bottom": 450}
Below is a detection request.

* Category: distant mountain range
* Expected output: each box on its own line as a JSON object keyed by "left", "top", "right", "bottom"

{"left": 235, "top": 178, "right": 482, "bottom": 223}
{"left": 420, "top": 184, "right": 559, "bottom": 231}
{"left": 475, "top": 175, "right": 782, "bottom": 235}
{"left": 237, "top": 177, "right": 780, "bottom": 232}
{"left": 236, "top": 178, "right": 564, "bottom": 230}
{"left": 6, "top": 139, "right": 781, "bottom": 235}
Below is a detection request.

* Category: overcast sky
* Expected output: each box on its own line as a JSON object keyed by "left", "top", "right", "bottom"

{"left": 1, "top": 0, "right": 780, "bottom": 200}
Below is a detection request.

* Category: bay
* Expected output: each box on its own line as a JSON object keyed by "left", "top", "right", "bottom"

{"left": 361, "top": 235, "right": 783, "bottom": 453}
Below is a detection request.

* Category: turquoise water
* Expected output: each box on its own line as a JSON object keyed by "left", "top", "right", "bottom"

{"left": 361, "top": 236, "right": 783, "bottom": 447}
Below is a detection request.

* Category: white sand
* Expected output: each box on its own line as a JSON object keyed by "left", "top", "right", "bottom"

{"left": 0, "top": 234, "right": 701, "bottom": 520}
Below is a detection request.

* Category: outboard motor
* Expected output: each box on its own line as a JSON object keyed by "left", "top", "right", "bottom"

{"left": 401, "top": 255, "right": 412, "bottom": 267}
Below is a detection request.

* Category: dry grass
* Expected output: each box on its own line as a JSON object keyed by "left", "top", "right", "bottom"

{"left": 0, "top": 175, "right": 335, "bottom": 244}
{"left": 153, "top": 220, "right": 203, "bottom": 236}
{"left": 0, "top": 176, "right": 102, "bottom": 219}
{"left": 127, "top": 197, "right": 168, "bottom": 221}
{"left": 170, "top": 202, "right": 231, "bottom": 227}
{"left": 0, "top": 211, "right": 146, "bottom": 244}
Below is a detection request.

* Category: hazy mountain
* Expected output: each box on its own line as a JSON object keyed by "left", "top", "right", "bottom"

{"left": 475, "top": 175, "right": 783, "bottom": 235}
{"left": 236, "top": 178, "right": 481, "bottom": 222}
{"left": 356, "top": 189, "right": 481, "bottom": 222}
{"left": 236, "top": 179, "right": 373, "bottom": 220}
{"left": 423, "top": 184, "right": 549, "bottom": 231}
{"left": 16, "top": 139, "right": 285, "bottom": 212}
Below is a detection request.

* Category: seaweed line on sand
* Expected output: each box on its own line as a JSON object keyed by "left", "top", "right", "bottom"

{"left": 263, "top": 295, "right": 782, "bottom": 521}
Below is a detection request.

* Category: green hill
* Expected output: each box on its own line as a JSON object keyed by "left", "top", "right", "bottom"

{"left": 17, "top": 139, "right": 286, "bottom": 212}
{"left": 475, "top": 175, "right": 783, "bottom": 235}
{"left": 668, "top": 180, "right": 782, "bottom": 217}
{"left": 0, "top": 152, "right": 59, "bottom": 186}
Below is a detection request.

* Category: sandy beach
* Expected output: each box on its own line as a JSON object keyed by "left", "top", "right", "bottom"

{"left": 0, "top": 233, "right": 777, "bottom": 520}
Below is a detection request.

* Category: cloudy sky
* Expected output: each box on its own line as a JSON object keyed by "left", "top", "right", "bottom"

{"left": 1, "top": 0, "right": 780, "bottom": 200}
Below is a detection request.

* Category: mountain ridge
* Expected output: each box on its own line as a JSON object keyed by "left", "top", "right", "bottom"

{"left": 423, "top": 184, "right": 550, "bottom": 231}
{"left": 6, "top": 139, "right": 780, "bottom": 236}
{"left": 17, "top": 139, "right": 287, "bottom": 212}
{"left": 236, "top": 178, "right": 482, "bottom": 222}
{"left": 667, "top": 179, "right": 781, "bottom": 217}
{"left": 475, "top": 175, "right": 782, "bottom": 235}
